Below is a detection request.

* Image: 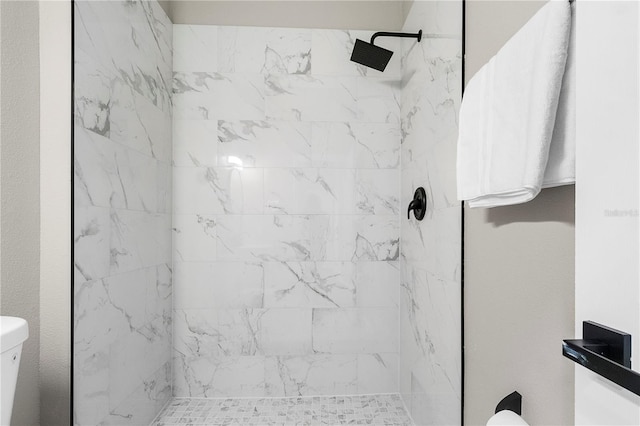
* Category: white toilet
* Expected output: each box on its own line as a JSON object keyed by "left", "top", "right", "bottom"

{"left": 0, "top": 317, "right": 29, "bottom": 426}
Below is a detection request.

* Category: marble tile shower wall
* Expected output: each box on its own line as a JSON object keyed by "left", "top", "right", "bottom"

{"left": 172, "top": 25, "right": 402, "bottom": 398}
{"left": 399, "top": 2, "right": 463, "bottom": 425}
{"left": 73, "top": 1, "right": 172, "bottom": 425}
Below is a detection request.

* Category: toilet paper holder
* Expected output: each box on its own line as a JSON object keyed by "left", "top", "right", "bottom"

{"left": 494, "top": 391, "right": 522, "bottom": 415}
{"left": 563, "top": 321, "right": 640, "bottom": 397}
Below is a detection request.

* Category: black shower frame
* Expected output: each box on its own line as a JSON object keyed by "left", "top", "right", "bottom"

{"left": 70, "top": 0, "right": 76, "bottom": 423}
{"left": 461, "top": 0, "right": 466, "bottom": 424}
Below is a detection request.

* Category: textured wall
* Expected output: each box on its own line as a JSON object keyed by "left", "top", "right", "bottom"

{"left": 172, "top": 24, "right": 401, "bottom": 397}
{"left": 464, "top": 2, "right": 575, "bottom": 425}
{"left": 73, "top": 1, "right": 173, "bottom": 424}
{"left": 0, "top": 2, "right": 41, "bottom": 425}
{"left": 399, "top": 1, "right": 463, "bottom": 425}
{"left": 165, "top": 1, "right": 405, "bottom": 31}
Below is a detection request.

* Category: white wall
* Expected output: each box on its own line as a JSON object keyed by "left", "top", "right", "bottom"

{"left": 39, "top": 1, "right": 71, "bottom": 423}
{"left": 464, "top": 2, "right": 575, "bottom": 424}
{"left": 163, "top": 1, "right": 407, "bottom": 30}
{"left": 575, "top": 1, "right": 640, "bottom": 423}
{"left": 0, "top": 2, "right": 41, "bottom": 425}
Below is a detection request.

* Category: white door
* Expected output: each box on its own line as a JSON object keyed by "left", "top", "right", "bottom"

{"left": 575, "top": 1, "right": 640, "bottom": 424}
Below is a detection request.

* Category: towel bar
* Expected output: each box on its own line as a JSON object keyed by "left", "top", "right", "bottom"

{"left": 563, "top": 321, "right": 640, "bottom": 396}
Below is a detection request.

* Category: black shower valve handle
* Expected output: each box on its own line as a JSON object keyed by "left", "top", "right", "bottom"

{"left": 407, "top": 187, "right": 427, "bottom": 221}
{"left": 407, "top": 199, "right": 422, "bottom": 220}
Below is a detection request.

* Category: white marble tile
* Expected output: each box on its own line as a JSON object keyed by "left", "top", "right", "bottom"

{"left": 156, "top": 161, "right": 172, "bottom": 214}
{"left": 356, "top": 261, "right": 400, "bottom": 308}
{"left": 410, "top": 372, "right": 461, "bottom": 426}
{"left": 255, "top": 309, "right": 312, "bottom": 356}
{"left": 402, "top": 151, "right": 458, "bottom": 213}
{"left": 357, "top": 353, "right": 399, "bottom": 394}
{"left": 218, "top": 120, "right": 312, "bottom": 168}
{"left": 75, "top": 95, "right": 169, "bottom": 214}
{"left": 174, "top": 353, "right": 266, "bottom": 398}
{"left": 73, "top": 345, "right": 110, "bottom": 425}
{"left": 173, "top": 167, "right": 264, "bottom": 215}
{"left": 173, "top": 262, "right": 264, "bottom": 309}
{"left": 357, "top": 77, "right": 401, "bottom": 124}
{"left": 399, "top": 6, "right": 463, "bottom": 419}
{"left": 173, "top": 25, "right": 218, "bottom": 72}
{"left": 173, "top": 309, "right": 221, "bottom": 361}
{"left": 312, "top": 308, "right": 398, "bottom": 354}
{"left": 152, "top": 264, "right": 173, "bottom": 337}
{"left": 201, "top": 309, "right": 263, "bottom": 357}
{"left": 74, "top": 1, "right": 173, "bottom": 424}
{"left": 264, "top": 75, "right": 358, "bottom": 122}
{"left": 265, "top": 354, "right": 358, "bottom": 396}
{"left": 105, "top": 268, "right": 155, "bottom": 334}
{"left": 311, "top": 29, "right": 401, "bottom": 79}
{"left": 400, "top": 265, "right": 461, "bottom": 390}
{"left": 108, "top": 270, "right": 170, "bottom": 410}
{"left": 110, "top": 209, "right": 169, "bottom": 274}
{"left": 103, "top": 362, "right": 172, "bottom": 426}
{"left": 74, "top": 206, "right": 110, "bottom": 283}
{"left": 216, "top": 215, "right": 330, "bottom": 262}
{"left": 264, "top": 169, "right": 356, "bottom": 215}
{"left": 325, "top": 215, "right": 400, "bottom": 261}
{"left": 401, "top": 41, "right": 461, "bottom": 195}
{"left": 169, "top": 22, "right": 406, "bottom": 401}
{"left": 263, "top": 74, "right": 309, "bottom": 121}
{"left": 305, "top": 76, "right": 359, "bottom": 122}
{"left": 74, "top": 49, "right": 113, "bottom": 137}
{"left": 355, "top": 169, "right": 400, "bottom": 215}
{"left": 219, "top": 27, "right": 311, "bottom": 75}
{"left": 109, "top": 140, "right": 159, "bottom": 212}
{"left": 173, "top": 72, "right": 265, "bottom": 120}
{"left": 173, "top": 214, "right": 217, "bottom": 262}
{"left": 174, "top": 308, "right": 311, "bottom": 359}
{"left": 401, "top": 206, "right": 461, "bottom": 283}
{"left": 75, "top": 1, "right": 172, "bottom": 114}
{"left": 172, "top": 119, "right": 218, "bottom": 167}
{"left": 263, "top": 262, "right": 357, "bottom": 308}
{"left": 110, "top": 78, "right": 172, "bottom": 162}
{"left": 311, "top": 122, "right": 400, "bottom": 169}
{"left": 264, "top": 168, "right": 400, "bottom": 215}
{"left": 401, "top": 44, "right": 461, "bottom": 142}
{"left": 74, "top": 279, "right": 128, "bottom": 354}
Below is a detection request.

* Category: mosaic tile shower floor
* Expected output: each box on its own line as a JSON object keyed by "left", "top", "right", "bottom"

{"left": 151, "top": 394, "right": 413, "bottom": 425}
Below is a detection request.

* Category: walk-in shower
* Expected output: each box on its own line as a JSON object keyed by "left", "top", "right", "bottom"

{"left": 73, "top": 1, "right": 462, "bottom": 425}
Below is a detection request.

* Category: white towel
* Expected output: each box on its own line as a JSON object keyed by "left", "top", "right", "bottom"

{"left": 544, "top": 1, "right": 576, "bottom": 188}
{"left": 457, "top": 0, "right": 572, "bottom": 208}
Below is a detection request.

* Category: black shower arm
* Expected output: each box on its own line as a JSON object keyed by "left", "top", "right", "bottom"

{"left": 370, "top": 30, "right": 422, "bottom": 45}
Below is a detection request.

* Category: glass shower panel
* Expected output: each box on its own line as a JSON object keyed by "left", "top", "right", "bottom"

{"left": 399, "top": 1, "right": 463, "bottom": 425}
{"left": 73, "top": 1, "right": 173, "bottom": 424}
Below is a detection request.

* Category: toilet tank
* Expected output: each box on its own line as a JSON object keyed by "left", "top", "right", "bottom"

{"left": 0, "top": 317, "right": 29, "bottom": 426}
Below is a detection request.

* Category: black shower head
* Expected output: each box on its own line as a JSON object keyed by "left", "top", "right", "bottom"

{"left": 350, "top": 30, "right": 422, "bottom": 72}
{"left": 350, "top": 39, "right": 394, "bottom": 72}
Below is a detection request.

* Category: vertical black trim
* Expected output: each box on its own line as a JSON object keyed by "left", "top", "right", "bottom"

{"left": 460, "top": 0, "right": 466, "bottom": 424}
{"left": 70, "top": 0, "right": 75, "bottom": 424}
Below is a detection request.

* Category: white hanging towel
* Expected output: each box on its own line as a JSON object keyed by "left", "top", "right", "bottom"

{"left": 457, "top": 0, "right": 573, "bottom": 208}
{"left": 544, "top": 1, "right": 576, "bottom": 188}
